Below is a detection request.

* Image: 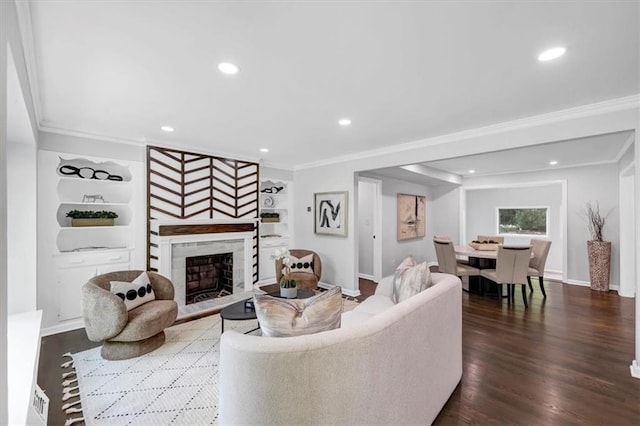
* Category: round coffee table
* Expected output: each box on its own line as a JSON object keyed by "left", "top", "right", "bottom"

{"left": 220, "top": 299, "right": 259, "bottom": 334}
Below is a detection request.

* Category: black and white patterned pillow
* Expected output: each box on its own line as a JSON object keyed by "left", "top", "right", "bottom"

{"left": 287, "top": 254, "right": 314, "bottom": 274}
{"left": 110, "top": 272, "right": 156, "bottom": 311}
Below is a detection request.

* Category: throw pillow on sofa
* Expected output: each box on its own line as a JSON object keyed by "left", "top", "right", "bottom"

{"left": 110, "top": 271, "right": 156, "bottom": 311}
{"left": 254, "top": 286, "right": 342, "bottom": 337}
{"left": 393, "top": 260, "right": 431, "bottom": 303}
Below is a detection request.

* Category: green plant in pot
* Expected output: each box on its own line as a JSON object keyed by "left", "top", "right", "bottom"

{"left": 585, "top": 201, "right": 612, "bottom": 291}
{"left": 260, "top": 211, "right": 280, "bottom": 223}
{"left": 273, "top": 248, "right": 297, "bottom": 298}
{"left": 66, "top": 210, "right": 118, "bottom": 227}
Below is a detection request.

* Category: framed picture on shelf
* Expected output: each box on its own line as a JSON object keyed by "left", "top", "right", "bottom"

{"left": 314, "top": 191, "right": 348, "bottom": 237}
{"left": 397, "top": 193, "right": 425, "bottom": 241}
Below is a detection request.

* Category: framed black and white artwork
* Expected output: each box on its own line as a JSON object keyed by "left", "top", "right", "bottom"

{"left": 314, "top": 191, "right": 348, "bottom": 237}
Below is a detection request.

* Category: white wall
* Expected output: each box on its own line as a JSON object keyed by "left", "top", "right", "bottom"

{"left": 293, "top": 163, "right": 358, "bottom": 294}
{"left": 378, "top": 176, "right": 432, "bottom": 277}
{"left": 430, "top": 185, "right": 462, "bottom": 246}
{"left": 261, "top": 165, "right": 293, "bottom": 182}
{"left": 464, "top": 184, "right": 563, "bottom": 273}
{"left": 7, "top": 142, "right": 37, "bottom": 314}
{"left": 2, "top": 0, "right": 42, "bottom": 422}
{"left": 357, "top": 180, "right": 374, "bottom": 277}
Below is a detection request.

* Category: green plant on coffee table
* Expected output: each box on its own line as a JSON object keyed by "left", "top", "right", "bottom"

{"left": 66, "top": 210, "right": 119, "bottom": 219}
{"left": 273, "top": 247, "right": 297, "bottom": 289}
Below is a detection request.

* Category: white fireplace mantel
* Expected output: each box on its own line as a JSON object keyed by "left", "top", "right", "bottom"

{"left": 150, "top": 218, "right": 258, "bottom": 310}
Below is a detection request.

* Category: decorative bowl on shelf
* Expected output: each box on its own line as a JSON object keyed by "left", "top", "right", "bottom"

{"left": 469, "top": 241, "right": 499, "bottom": 251}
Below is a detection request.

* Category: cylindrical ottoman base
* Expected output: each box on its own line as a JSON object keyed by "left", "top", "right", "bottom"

{"left": 101, "top": 331, "right": 166, "bottom": 360}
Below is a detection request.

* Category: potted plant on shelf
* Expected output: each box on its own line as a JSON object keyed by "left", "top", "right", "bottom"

{"left": 585, "top": 201, "right": 611, "bottom": 291}
{"left": 273, "top": 248, "right": 297, "bottom": 298}
{"left": 66, "top": 210, "right": 118, "bottom": 227}
{"left": 260, "top": 211, "right": 280, "bottom": 223}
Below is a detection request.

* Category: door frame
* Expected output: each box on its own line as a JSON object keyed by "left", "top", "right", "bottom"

{"left": 357, "top": 176, "right": 382, "bottom": 283}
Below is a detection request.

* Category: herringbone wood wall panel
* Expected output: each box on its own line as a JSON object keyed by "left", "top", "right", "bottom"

{"left": 147, "top": 146, "right": 259, "bottom": 282}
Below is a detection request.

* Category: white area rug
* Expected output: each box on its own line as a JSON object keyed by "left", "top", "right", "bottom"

{"left": 68, "top": 295, "right": 359, "bottom": 425}
{"left": 69, "top": 315, "right": 257, "bottom": 425}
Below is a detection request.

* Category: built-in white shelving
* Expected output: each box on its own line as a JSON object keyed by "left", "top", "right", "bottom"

{"left": 258, "top": 179, "right": 293, "bottom": 282}
{"left": 38, "top": 151, "right": 142, "bottom": 331}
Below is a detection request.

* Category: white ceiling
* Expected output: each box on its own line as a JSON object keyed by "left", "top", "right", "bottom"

{"left": 367, "top": 131, "right": 633, "bottom": 186}
{"left": 26, "top": 1, "right": 639, "bottom": 167}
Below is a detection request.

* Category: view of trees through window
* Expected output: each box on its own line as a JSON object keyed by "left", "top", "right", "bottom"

{"left": 498, "top": 207, "right": 547, "bottom": 235}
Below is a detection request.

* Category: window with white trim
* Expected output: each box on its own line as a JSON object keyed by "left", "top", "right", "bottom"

{"left": 497, "top": 207, "right": 548, "bottom": 236}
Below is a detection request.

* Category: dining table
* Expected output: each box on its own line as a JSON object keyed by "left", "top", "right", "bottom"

{"left": 454, "top": 244, "right": 533, "bottom": 296}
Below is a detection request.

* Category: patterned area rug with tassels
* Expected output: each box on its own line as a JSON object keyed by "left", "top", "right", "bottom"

{"left": 62, "top": 295, "right": 359, "bottom": 425}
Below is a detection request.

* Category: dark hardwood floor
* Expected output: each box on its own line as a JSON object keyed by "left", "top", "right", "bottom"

{"left": 38, "top": 278, "right": 639, "bottom": 425}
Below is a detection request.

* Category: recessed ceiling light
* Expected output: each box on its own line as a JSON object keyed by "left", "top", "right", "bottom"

{"left": 218, "top": 62, "right": 240, "bottom": 75}
{"left": 260, "top": 148, "right": 269, "bottom": 153}
{"left": 161, "top": 125, "right": 175, "bottom": 132}
{"left": 468, "top": 169, "right": 476, "bottom": 174}
{"left": 549, "top": 160, "right": 558, "bottom": 165}
{"left": 538, "top": 47, "right": 566, "bottom": 62}
{"left": 338, "top": 119, "right": 351, "bottom": 126}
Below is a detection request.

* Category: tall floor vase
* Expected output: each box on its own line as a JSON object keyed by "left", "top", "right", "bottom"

{"left": 587, "top": 240, "right": 611, "bottom": 291}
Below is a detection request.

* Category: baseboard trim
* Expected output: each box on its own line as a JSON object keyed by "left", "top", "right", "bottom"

{"left": 41, "top": 319, "right": 84, "bottom": 337}
{"left": 358, "top": 273, "right": 374, "bottom": 281}
{"left": 318, "top": 281, "right": 361, "bottom": 298}
{"left": 631, "top": 360, "right": 640, "bottom": 379}
{"left": 565, "top": 279, "right": 619, "bottom": 291}
{"left": 566, "top": 279, "right": 590, "bottom": 287}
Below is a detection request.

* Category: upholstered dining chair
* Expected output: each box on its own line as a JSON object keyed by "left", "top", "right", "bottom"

{"left": 276, "top": 249, "right": 322, "bottom": 290}
{"left": 480, "top": 245, "right": 532, "bottom": 307}
{"left": 477, "top": 235, "right": 505, "bottom": 243}
{"left": 82, "top": 270, "right": 178, "bottom": 360}
{"left": 527, "top": 239, "right": 552, "bottom": 297}
{"left": 433, "top": 238, "right": 480, "bottom": 281}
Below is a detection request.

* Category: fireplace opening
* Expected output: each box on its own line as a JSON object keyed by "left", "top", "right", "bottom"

{"left": 185, "top": 252, "right": 233, "bottom": 304}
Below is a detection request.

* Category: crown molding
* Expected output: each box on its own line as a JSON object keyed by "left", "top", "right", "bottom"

{"left": 294, "top": 94, "right": 640, "bottom": 171}
{"left": 39, "top": 124, "right": 263, "bottom": 163}
{"left": 39, "top": 123, "right": 146, "bottom": 147}
{"left": 259, "top": 160, "right": 295, "bottom": 171}
{"left": 143, "top": 139, "right": 261, "bottom": 164}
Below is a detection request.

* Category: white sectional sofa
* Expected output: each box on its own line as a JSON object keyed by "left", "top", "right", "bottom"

{"left": 219, "top": 272, "right": 462, "bottom": 425}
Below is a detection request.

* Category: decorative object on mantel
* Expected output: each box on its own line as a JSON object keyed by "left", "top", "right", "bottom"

{"left": 66, "top": 210, "right": 118, "bottom": 227}
{"left": 397, "top": 193, "right": 425, "bottom": 241}
{"left": 58, "top": 164, "right": 123, "bottom": 181}
{"left": 273, "top": 248, "right": 297, "bottom": 298}
{"left": 260, "top": 185, "right": 284, "bottom": 193}
{"left": 260, "top": 211, "right": 280, "bottom": 223}
{"left": 585, "top": 201, "right": 612, "bottom": 292}
{"left": 82, "top": 194, "right": 106, "bottom": 203}
{"left": 314, "top": 191, "right": 348, "bottom": 237}
{"left": 469, "top": 240, "right": 500, "bottom": 251}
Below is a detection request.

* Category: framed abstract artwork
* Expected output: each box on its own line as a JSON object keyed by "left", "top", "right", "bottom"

{"left": 397, "top": 193, "right": 425, "bottom": 241}
{"left": 314, "top": 191, "right": 348, "bottom": 237}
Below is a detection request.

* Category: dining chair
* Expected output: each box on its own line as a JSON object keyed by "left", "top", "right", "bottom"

{"left": 527, "top": 239, "right": 552, "bottom": 297}
{"left": 433, "top": 238, "right": 480, "bottom": 281}
{"left": 480, "top": 245, "right": 532, "bottom": 307}
{"left": 477, "top": 235, "right": 504, "bottom": 243}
